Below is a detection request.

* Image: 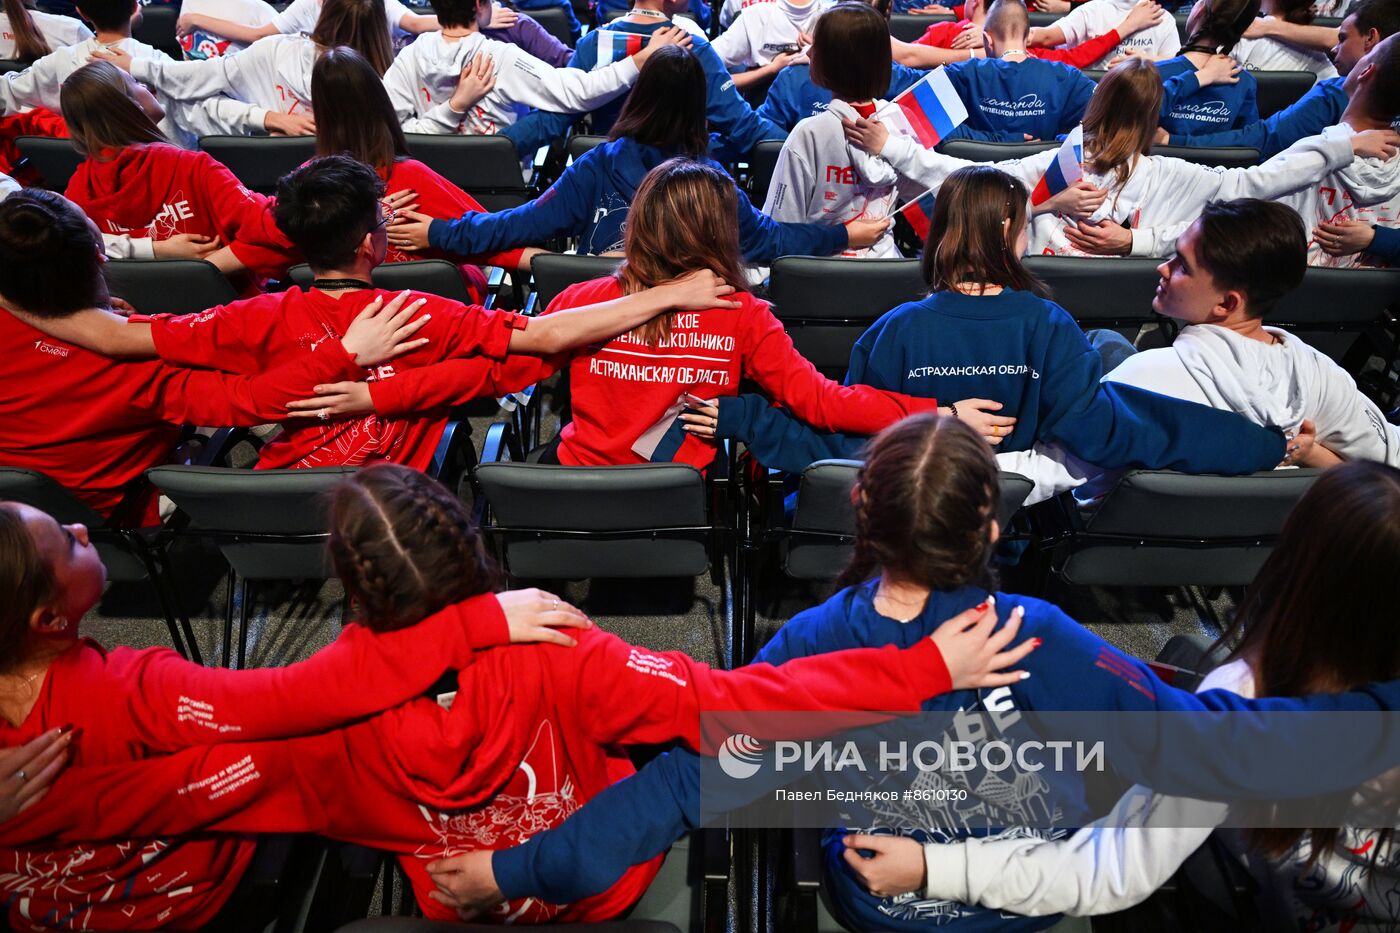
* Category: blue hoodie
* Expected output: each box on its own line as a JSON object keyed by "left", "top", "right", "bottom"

{"left": 757, "top": 61, "right": 1023, "bottom": 142}
{"left": 490, "top": 584, "right": 1400, "bottom": 929}
{"left": 1367, "top": 223, "right": 1400, "bottom": 262}
{"left": 1166, "top": 75, "right": 1346, "bottom": 156}
{"left": 426, "top": 136, "right": 847, "bottom": 260}
{"left": 709, "top": 288, "right": 1285, "bottom": 474}
{"left": 1156, "top": 55, "right": 1261, "bottom": 137}
{"left": 943, "top": 57, "right": 1097, "bottom": 141}
{"left": 501, "top": 20, "right": 785, "bottom": 158}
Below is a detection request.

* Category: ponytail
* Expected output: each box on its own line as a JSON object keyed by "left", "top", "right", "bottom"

{"left": 4, "top": 0, "right": 50, "bottom": 64}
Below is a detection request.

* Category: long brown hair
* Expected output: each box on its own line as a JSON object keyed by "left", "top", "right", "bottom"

{"left": 1222, "top": 462, "right": 1400, "bottom": 867}
{"left": 0, "top": 504, "right": 53, "bottom": 674}
{"left": 311, "top": 0, "right": 393, "bottom": 77}
{"left": 1081, "top": 57, "right": 1162, "bottom": 193}
{"left": 922, "top": 165, "right": 1048, "bottom": 298}
{"left": 608, "top": 45, "right": 709, "bottom": 158}
{"left": 4, "top": 0, "right": 49, "bottom": 63}
{"left": 835, "top": 414, "right": 1000, "bottom": 592}
{"left": 617, "top": 158, "right": 750, "bottom": 345}
{"left": 328, "top": 464, "right": 502, "bottom": 632}
{"left": 60, "top": 60, "right": 166, "bottom": 158}
{"left": 312, "top": 46, "right": 407, "bottom": 172}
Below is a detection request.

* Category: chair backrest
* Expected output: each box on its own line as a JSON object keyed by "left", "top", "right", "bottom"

{"left": 146, "top": 465, "right": 357, "bottom": 580}
{"left": 0, "top": 59, "right": 24, "bottom": 74}
{"left": 474, "top": 462, "right": 711, "bottom": 578}
{"left": 404, "top": 134, "right": 531, "bottom": 210}
{"left": 197, "top": 135, "right": 317, "bottom": 193}
{"left": 1151, "top": 145, "right": 1261, "bottom": 169}
{"left": 1024, "top": 255, "right": 1164, "bottom": 334}
{"left": 602, "top": 7, "right": 628, "bottom": 20}
{"left": 531, "top": 253, "right": 621, "bottom": 310}
{"left": 937, "top": 139, "right": 1058, "bottom": 162}
{"left": 102, "top": 259, "right": 240, "bottom": 317}
{"left": 567, "top": 134, "right": 608, "bottom": 163}
{"left": 745, "top": 138, "right": 785, "bottom": 208}
{"left": 287, "top": 259, "right": 476, "bottom": 304}
{"left": 888, "top": 11, "right": 953, "bottom": 41}
{"left": 1059, "top": 468, "right": 1321, "bottom": 586}
{"left": 16, "top": 136, "right": 83, "bottom": 190}
{"left": 0, "top": 467, "right": 152, "bottom": 581}
{"left": 132, "top": 3, "right": 181, "bottom": 57}
{"left": 768, "top": 256, "right": 924, "bottom": 377}
{"left": 1027, "top": 10, "right": 1059, "bottom": 25}
{"left": 1253, "top": 71, "right": 1317, "bottom": 119}
{"left": 524, "top": 4, "right": 576, "bottom": 45}
{"left": 1269, "top": 266, "right": 1400, "bottom": 363}
{"left": 784, "top": 462, "right": 1034, "bottom": 580}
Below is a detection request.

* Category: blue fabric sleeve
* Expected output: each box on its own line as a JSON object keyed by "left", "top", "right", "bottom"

{"left": 715, "top": 394, "right": 867, "bottom": 472}
{"left": 736, "top": 186, "right": 848, "bottom": 263}
{"left": 501, "top": 36, "right": 593, "bottom": 157}
{"left": 1237, "top": 74, "right": 1260, "bottom": 128}
{"left": 1166, "top": 78, "right": 1346, "bottom": 158}
{"left": 695, "top": 39, "right": 788, "bottom": 157}
{"left": 889, "top": 62, "right": 928, "bottom": 97}
{"left": 755, "top": 67, "right": 811, "bottom": 132}
{"left": 1062, "top": 71, "right": 1096, "bottom": 132}
{"left": 1159, "top": 69, "right": 1203, "bottom": 121}
{"left": 1366, "top": 223, "right": 1400, "bottom": 263}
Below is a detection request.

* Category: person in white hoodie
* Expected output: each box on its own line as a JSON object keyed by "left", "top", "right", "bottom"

{"left": 0, "top": 0, "right": 91, "bottom": 63}
{"left": 1232, "top": 0, "right": 1340, "bottom": 77}
{"left": 840, "top": 458, "right": 1400, "bottom": 933}
{"left": 765, "top": 2, "right": 905, "bottom": 257}
{"left": 382, "top": 0, "right": 688, "bottom": 135}
{"left": 174, "top": 0, "right": 436, "bottom": 53}
{"left": 710, "top": 0, "right": 824, "bottom": 91}
{"left": 1031, "top": 0, "right": 1181, "bottom": 68}
{"left": 994, "top": 199, "right": 1400, "bottom": 505}
{"left": 841, "top": 56, "right": 1400, "bottom": 257}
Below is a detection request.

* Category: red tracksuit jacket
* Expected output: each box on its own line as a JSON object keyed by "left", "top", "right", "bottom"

{"left": 0, "top": 594, "right": 512, "bottom": 931}
{"left": 0, "top": 614, "right": 956, "bottom": 925}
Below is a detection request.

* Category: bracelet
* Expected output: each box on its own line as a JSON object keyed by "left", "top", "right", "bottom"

{"left": 948, "top": 402, "right": 958, "bottom": 418}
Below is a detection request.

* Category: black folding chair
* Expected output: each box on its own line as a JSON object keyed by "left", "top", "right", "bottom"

{"left": 745, "top": 138, "right": 785, "bottom": 208}
{"left": 15, "top": 136, "right": 83, "bottom": 190}
{"left": 1270, "top": 266, "right": 1400, "bottom": 366}
{"left": 404, "top": 134, "right": 533, "bottom": 210}
{"left": 566, "top": 133, "right": 608, "bottom": 162}
{"left": 287, "top": 259, "right": 477, "bottom": 304}
{"left": 888, "top": 11, "right": 954, "bottom": 42}
{"left": 520, "top": 4, "right": 576, "bottom": 44}
{"left": 1024, "top": 255, "right": 1168, "bottom": 339}
{"left": 132, "top": 2, "right": 181, "bottom": 58}
{"left": 102, "top": 259, "right": 240, "bottom": 316}
{"left": 1253, "top": 70, "right": 1317, "bottom": 119}
{"left": 197, "top": 135, "right": 317, "bottom": 193}
{"left": 937, "top": 138, "right": 1058, "bottom": 162}
{"left": 1151, "top": 145, "right": 1262, "bottom": 168}
{"left": 527, "top": 252, "right": 620, "bottom": 313}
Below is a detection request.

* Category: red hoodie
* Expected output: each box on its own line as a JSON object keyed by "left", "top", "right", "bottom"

{"left": 0, "top": 308, "right": 366, "bottom": 524}
{"left": 65, "top": 143, "right": 297, "bottom": 284}
{"left": 916, "top": 20, "right": 1124, "bottom": 68}
{"left": 0, "top": 108, "right": 66, "bottom": 181}
{"left": 0, "top": 594, "right": 511, "bottom": 931}
{"left": 148, "top": 288, "right": 536, "bottom": 472}
{"left": 0, "top": 615, "right": 956, "bottom": 925}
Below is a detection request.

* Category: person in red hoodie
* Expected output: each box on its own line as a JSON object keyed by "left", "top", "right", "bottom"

{"left": 59, "top": 59, "right": 299, "bottom": 286}
{"left": 0, "top": 491, "right": 619, "bottom": 930}
{"left": 0, "top": 187, "right": 431, "bottom": 526}
{"left": 0, "top": 463, "right": 1039, "bottom": 927}
{"left": 15, "top": 154, "right": 744, "bottom": 475}
{"left": 311, "top": 45, "right": 535, "bottom": 303}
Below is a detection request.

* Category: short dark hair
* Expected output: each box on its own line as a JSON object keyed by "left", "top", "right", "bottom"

{"left": 74, "top": 0, "right": 138, "bottom": 32}
{"left": 1352, "top": 0, "right": 1400, "bottom": 39}
{"left": 0, "top": 190, "right": 108, "bottom": 316}
{"left": 1361, "top": 33, "right": 1400, "bottom": 121}
{"left": 1193, "top": 199, "right": 1306, "bottom": 319}
{"left": 274, "top": 154, "right": 386, "bottom": 271}
{"left": 985, "top": 0, "right": 1030, "bottom": 40}
{"left": 810, "top": 3, "right": 892, "bottom": 102}
{"left": 608, "top": 45, "right": 708, "bottom": 157}
{"left": 428, "top": 0, "right": 482, "bottom": 28}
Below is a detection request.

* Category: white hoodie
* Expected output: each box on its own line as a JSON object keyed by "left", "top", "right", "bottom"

{"left": 918, "top": 659, "right": 1400, "bottom": 933}
{"left": 876, "top": 123, "right": 1357, "bottom": 257}
{"left": 1234, "top": 35, "right": 1339, "bottom": 79}
{"left": 996, "top": 323, "right": 1400, "bottom": 504}
{"left": 1051, "top": 0, "right": 1180, "bottom": 70}
{"left": 766, "top": 99, "right": 909, "bottom": 258}
{"left": 1278, "top": 121, "right": 1400, "bottom": 268}
{"left": 0, "top": 10, "right": 91, "bottom": 60}
{"left": 383, "top": 30, "right": 637, "bottom": 135}
{"left": 269, "top": 0, "right": 413, "bottom": 38}
{"left": 711, "top": 0, "right": 825, "bottom": 69}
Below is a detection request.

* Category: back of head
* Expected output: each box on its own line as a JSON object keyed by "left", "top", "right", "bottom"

{"left": 608, "top": 45, "right": 709, "bottom": 157}
{"left": 1352, "top": 0, "right": 1400, "bottom": 41}
{"left": 809, "top": 2, "right": 891, "bottom": 101}
{"left": 61, "top": 60, "right": 165, "bottom": 157}
{"left": 428, "top": 0, "right": 479, "bottom": 28}
{"left": 329, "top": 464, "right": 501, "bottom": 632}
{"left": 1357, "top": 32, "right": 1400, "bottom": 122}
{"left": 1269, "top": 0, "right": 1315, "bottom": 25}
{"left": 0, "top": 189, "right": 108, "bottom": 316}
{"left": 312, "top": 46, "right": 408, "bottom": 171}
{"left": 74, "top": 0, "right": 136, "bottom": 32}
{"left": 274, "top": 154, "right": 386, "bottom": 271}
{"left": 312, "top": 0, "right": 393, "bottom": 76}
{"left": 984, "top": 0, "right": 1030, "bottom": 42}
{"left": 0, "top": 503, "right": 53, "bottom": 673}
{"left": 1193, "top": 198, "right": 1305, "bottom": 318}
{"left": 1183, "top": 0, "right": 1262, "bottom": 53}
{"left": 835, "top": 414, "right": 1000, "bottom": 592}
{"left": 3, "top": 0, "right": 50, "bottom": 62}
{"left": 922, "top": 165, "right": 1048, "bottom": 298}
{"left": 619, "top": 158, "right": 749, "bottom": 344}
{"left": 1082, "top": 57, "right": 1163, "bottom": 187}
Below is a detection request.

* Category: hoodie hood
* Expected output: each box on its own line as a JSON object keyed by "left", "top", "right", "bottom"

{"left": 827, "top": 100, "right": 901, "bottom": 188}
{"left": 1330, "top": 122, "right": 1400, "bottom": 208}
{"left": 69, "top": 143, "right": 189, "bottom": 234}
{"left": 1172, "top": 324, "right": 1310, "bottom": 431}
{"left": 600, "top": 136, "right": 675, "bottom": 198}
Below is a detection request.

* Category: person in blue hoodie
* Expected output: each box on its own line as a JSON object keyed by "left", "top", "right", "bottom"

{"left": 388, "top": 46, "right": 891, "bottom": 260}
{"left": 1153, "top": 0, "right": 1261, "bottom": 137}
{"left": 422, "top": 412, "right": 1400, "bottom": 930}
{"left": 597, "top": 0, "right": 711, "bottom": 30}
{"left": 501, "top": 0, "right": 774, "bottom": 159}
{"left": 1163, "top": 0, "right": 1400, "bottom": 153}
{"left": 941, "top": 0, "right": 1098, "bottom": 140}
{"left": 674, "top": 164, "right": 1290, "bottom": 476}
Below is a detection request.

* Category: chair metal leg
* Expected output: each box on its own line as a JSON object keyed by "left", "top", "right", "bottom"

{"left": 138, "top": 538, "right": 202, "bottom": 665}
{"left": 223, "top": 566, "right": 237, "bottom": 669}
{"left": 237, "top": 578, "right": 253, "bottom": 670}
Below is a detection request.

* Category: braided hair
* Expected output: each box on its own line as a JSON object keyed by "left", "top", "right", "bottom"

{"left": 834, "top": 414, "right": 999, "bottom": 594}
{"left": 328, "top": 463, "right": 502, "bottom": 632}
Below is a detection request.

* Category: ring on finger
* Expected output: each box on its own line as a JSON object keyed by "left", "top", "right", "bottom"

{"left": 15, "top": 769, "right": 25, "bottom": 782}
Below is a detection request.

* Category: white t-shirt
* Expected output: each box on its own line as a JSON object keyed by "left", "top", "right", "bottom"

{"left": 711, "top": 0, "right": 825, "bottom": 68}
{"left": 270, "top": 0, "right": 412, "bottom": 36}
{"left": 0, "top": 9, "right": 90, "bottom": 60}
{"left": 177, "top": 0, "right": 277, "bottom": 59}
{"left": 1234, "top": 34, "right": 1338, "bottom": 78}
{"left": 1053, "top": 0, "right": 1181, "bottom": 68}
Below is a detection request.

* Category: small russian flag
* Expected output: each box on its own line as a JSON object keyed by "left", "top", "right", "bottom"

{"left": 598, "top": 30, "right": 647, "bottom": 66}
{"left": 1030, "top": 125, "right": 1085, "bottom": 207}
{"left": 898, "top": 187, "right": 937, "bottom": 241}
{"left": 876, "top": 68, "right": 968, "bottom": 149}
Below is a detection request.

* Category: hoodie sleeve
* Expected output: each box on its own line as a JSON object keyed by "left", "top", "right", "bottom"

{"left": 880, "top": 133, "right": 1052, "bottom": 195}
{"left": 490, "top": 39, "right": 638, "bottom": 115}
{"left": 738, "top": 184, "right": 849, "bottom": 262}
{"left": 384, "top": 50, "right": 468, "bottom": 135}
{"left": 715, "top": 394, "right": 869, "bottom": 472}
{"left": 1165, "top": 78, "right": 1347, "bottom": 158}
{"left": 762, "top": 135, "right": 814, "bottom": 222}
{"left": 368, "top": 355, "right": 555, "bottom": 416}
{"left": 1034, "top": 29, "right": 1121, "bottom": 68}
{"left": 196, "top": 154, "right": 297, "bottom": 276}
{"left": 1366, "top": 222, "right": 1400, "bottom": 263}
{"left": 500, "top": 38, "right": 595, "bottom": 155}
{"left": 130, "top": 44, "right": 261, "bottom": 103}
{"left": 694, "top": 37, "right": 788, "bottom": 156}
